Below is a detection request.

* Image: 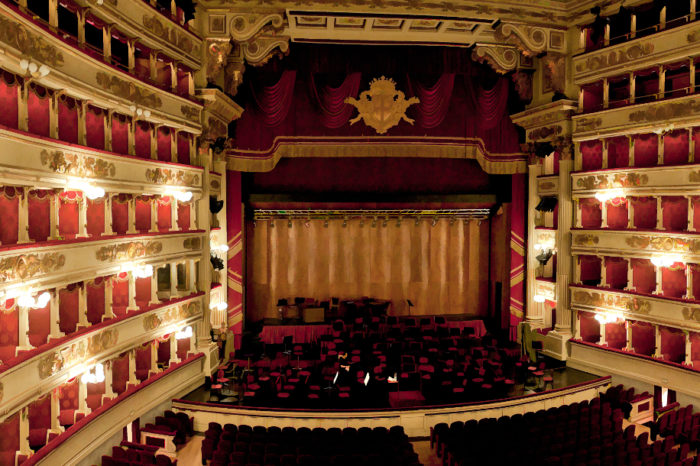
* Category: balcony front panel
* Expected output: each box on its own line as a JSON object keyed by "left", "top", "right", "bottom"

{"left": 0, "top": 7, "right": 202, "bottom": 133}
{"left": 572, "top": 164, "right": 700, "bottom": 197}
{"left": 571, "top": 229, "right": 700, "bottom": 259}
{"left": 537, "top": 175, "right": 560, "bottom": 197}
{"left": 0, "top": 128, "right": 203, "bottom": 195}
{"left": 570, "top": 284, "right": 699, "bottom": 333}
{"left": 573, "top": 20, "right": 700, "bottom": 84}
{"left": 0, "top": 231, "right": 205, "bottom": 295}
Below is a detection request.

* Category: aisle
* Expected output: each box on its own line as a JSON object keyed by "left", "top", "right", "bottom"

{"left": 413, "top": 439, "right": 440, "bottom": 466}
{"left": 176, "top": 434, "right": 202, "bottom": 465}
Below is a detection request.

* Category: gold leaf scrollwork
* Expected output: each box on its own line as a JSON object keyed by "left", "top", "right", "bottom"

{"left": 143, "top": 301, "right": 201, "bottom": 331}
{"left": 0, "top": 253, "right": 65, "bottom": 283}
{"left": 0, "top": 17, "right": 64, "bottom": 67}
{"left": 145, "top": 168, "right": 201, "bottom": 187}
{"left": 575, "top": 117, "right": 602, "bottom": 132}
{"left": 682, "top": 307, "right": 700, "bottom": 322}
{"left": 38, "top": 329, "right": 118, "bottom": 379}
{"left": 143, "top": 15, "right": 196, "bottom": 55}
{"left": 576, "top": 175, "right": 610, "bottom": 190}
{"left": 95, "top": 72, "right": 163, "bottom": 108}
{"left": 345, "top": 77, "right": 419, "bottom": 135}
{"left": 612, "top": 173, "right": 648, "bottom": 188}
{"left": 572, "top": 290, "right": 649, "bottom": 314}
{"left": 95, "top": 241, "right": 163, "bottom": 262}
{"left": 180, "top": 105, "right": 201, "bottom": 122}
{"left": 40, "top": 150, "right": 116, "bottom": 178}
{"left": 576, "top": 43, "right": 654, "bottom": 73}
{"left": 573, "top": 234, "right": 599, "bottom": 246}
{"left": 625, "top": 235, "right": 689, "bottom": 252}
{"left": 629, "top": 100, "right": 700, "bottom": 123}
{"left": 183, "top": 237, "right": 201, "bottom": 250}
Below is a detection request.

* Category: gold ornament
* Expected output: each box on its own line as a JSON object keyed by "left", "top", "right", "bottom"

{"left": 345, "top": 77, "right": 419, "bottom": 135}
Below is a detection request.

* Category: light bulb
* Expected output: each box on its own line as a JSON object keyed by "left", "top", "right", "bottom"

{"left": 129, "top": 105, "right": 136, "bottom": 112}
{"left": 136, "top": 108, "right": 143, "bottom": 116}
{"left": 19, "top": 59, "right": 29, "bottom": 70}
{"left": 28, "top": 62, "right": 38, "bottom": 73}
{"left": 143, "top": 110, "right": 151, "bottom": 118}
{"left": 217, "top": 302, "right": 227, "bottom": 311}
{"left": 533, "top": 295, "right": 545, "bottom": 303}
{"left": 35, "top": 292, "right": 50, "bottom": 308}
{"left": 38, "top": 65, "right": 49, "bottom": 76}
{"left": 17, "top": 295, "right": 35, "bottom": 308}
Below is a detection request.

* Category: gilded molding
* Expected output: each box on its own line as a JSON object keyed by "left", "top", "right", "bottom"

{"left": 471, "top": 45, "right": 519, "bottom": 74}
{"left": 576, "top": 174, "right": 610, "bottom": 190}
{"left": 230, "top": 14, "right": 285, "bottom": 42}
{"left": 0, "top": 253, "right": 65, "bottom": 283}
{"left": 624, "top": 235, "right": 700, "bottom": 253}
{"left": 345, "top": 77, "right": 419, "bottom": 135}
{"left": 180, "top": 105, "right": 201, "bottom": 122}
{"left": 687, "top": 28, "right": 700, "bottom": 43}
{"left": 38, "top": 329, "right": 118, "bottom": 379}
{"left": 682, "top": 307, "right": 700, "bottom": 322}
{"left": 142, "top": 15, "right": 199, "bottom": 56}
{"left": 0, "top": 16, "right": 64, "bottom": 67}
{"left": 629, "top": 100, "right": 700, "bottom": 123}
{"left": 575, "top": 117, "right": 602, "bottom": 132}
{"left": 690, "top": 171, "right": 700, "bottom": 183}
{"left": 571, "top": 289, "right": 650, "bottom": 314}
{"left": 183, "top": 237, "right": 201, "bottom": 250}
{"left": 573, "top": 234, "right": 599, "bottom": 246}
{"left": 575, "top": 173, "right": 648, "bottom": 190}
{"left": 143, "top": 301, "right": 201, "bottom": 331}
{"left": 228, "top": 13, "right": 290, "bottom": 67}
{"left": 95, "top": 72, "right": 163, "bottom": 108}
{"left": 40, "top": 150, "right": 116, "bottom": 178}
{"left": 95, "top": 241, "right": 163, "bottom": 262}
{"left": 528, "top": 125, "right": 562, "bottom": 141}
{"left": 539, "top": 181, "right": 556, "bottom": 190}
{"left": 575, "top": 43, "right": 654, "bottom": 73}
{"left": 145, "top": 168, "right": 201, "bottom": 187}
{"left": 495, "top": 23, "right": 548, "bottom": 55}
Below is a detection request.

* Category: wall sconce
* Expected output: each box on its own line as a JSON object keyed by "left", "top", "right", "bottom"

{"left": 121, "top": 263, "right": 153, "bottom": 278}
{"left": 175, "top": 326, "right": 193, "bottom": 340}
{"left": 533, "top": 295, "right": 546, "bottom": 303}
{"left": 594, "top": 312, "right": 624, "bottom": 324}
{"left": 209, "top": 301, "right": 227, "bottom": 311}
{"left": 19, "top": 59, "right": 49, "bottom": 78}
{"left": 167, "top": 190, "right": 193, "bottom": 203}
{"left": 128, "top": 105, "right": 151, "bottom": 118}
{"left": 67, "top": 180, "right": 105, "bottom": 200}
{"left": 594, "top": 189, "right": 625, "bottom": 203}
{"left": 211, "top": 243, "right": 229, "bottom": 254}
{"left": 650, "top": 255, "right": 681, "bottom": 268}
{"left": 17, "top": 291, "right": 50, "bottom": 309}
{"left": 81, "top": 363, "right": 105, "bottom": 384}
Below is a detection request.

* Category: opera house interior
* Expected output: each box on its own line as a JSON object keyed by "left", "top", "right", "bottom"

{"left": 5, "top": 0, "right": 700, "bottom": 464}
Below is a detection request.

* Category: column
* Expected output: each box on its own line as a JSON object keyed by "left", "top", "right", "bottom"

{"left": 625, "top": 259, "right": 635, "bottom": 291}
{"left": 103, "top": 194, "right": 115, "bottom": 236}
{"left": 573, "top": 198, "right": 583, "bottom": 228}
{"left": 555, "top": 155, "right": 573, "bottom": 333}
{"left": 49, "top": 289, "right": 63, "bottom": 339}
{"left": 149, "top": 269, "right": 160, "bottom": 305}
{"left": 50, "top": 388, "right": 62, "bottom": 433}
{"left": 630, "top": 13, "right": 637, "bottom": 39}
{"left": 149, "top": 50, "right": 158, "bottom": 82}
{"left": 18, "top": 187, "right": 31, "bottom": 244}
{"left": 692, "top": 0, "right": 697, "bottom": 21}
{"left": 188, "top": 324, "right": 196, "bottom": 359}
{"left": 76, "top": 9, "right": 86, "bottom": 46}
{"left": 77, "top": 194, "right": 88, "bottom": 238}
{"left": 127, "top": 271, "right": 138, "bottom": 312}
{"left": 656, "top": 196, "right": 664, "bottom": 230}
{"left": 126, "top": 39, "right": 136, "bottom": 73}
{"left": 574, "top": 311, "right": 582, "bottom": 340}
{"left": 127, "top": 117, "right": 135, "bottom": 156}
{"left": 526, "top": 163, "right": 543, "bottom": 323}
{"left": 103, "top": 360, "right": 116, "bottom": 400}
{"left": 49, "top": 93, "right": 59, "bottom": 140}
{"left": 149, "top": 341, "right": 160, "bottom": 376}
{"left": 78, "top": 281, "right": 89, "bottom": 328}
{"left": 689, "top": 196, "right": 695, "bottom": 232}
{"left": 598, "top": 320, "right": 607, "bottom": 346}
{"left": 629, "top": 72, "right": 636, "bottom": 105}
{"left": 18, "top": 81, "right": 28, "bottom": 132}
{"left": 602, "top": 140, "right": 609, "bottom": 169}
{"left": 126, "top": 195, "right": 138, "bottom": 234}
{"left": 189, "top": 199, "right": 197, "bottom": 230}
{"left": 17, "top": 304, "right": 32, "bottom": 352}
{"left": 654, "top": 325, "right": 662, "bottom": 358}
{"left": 573, "top": 255, "right": 582, "bottom": 284}
{"left": 629, "top": 135, "right": 635, "bottom": 167}
{"left": 170, "top": 129, "right": 178, "bottom": 163}
{"left": 627, "top": 198, "right": 635, "bottom": 229}
{"left": 150, "top": 123, "right": 158, "bottom": 160}
{"left": 658, "top": 65, "right": 666, "bottom": 100}
{"left": 686, "top": 265, "right": 695, "bottom": 300}
{"left": 18, "top": 406, "right": 31, "bottom": 458}
{"left": 604, "top": 23, "right": 611, "bottom": 46}
{"left": 169, "top": 263, "right": 179, "bottom": 297}
{"left": 127, "top": 350, "right": 138, "bottom": 387}
{"left": 103, "top": 277, "right": 115, "bottom": 320}
{"left": 685, "top": 331, "right": 693, "bottom": 366}
{"left": 188, "top": 132, "right": 197, "bottom": 166}
{"left": 187, "top": 259, "right": 197, "bottom": 293}
{"left": 600, "top": 200, "right": 608, "bottom": 228}
{"left": 78, "top": 376, "right": 90, "bottom": 414}
{"left": 102, "top": 25, "right": 113, "bottom": 63}
{"left": 625, "top": 320, "right": 633, "bottom": 351}
{"left": 105, "top": 110, "right": 113, "bottom": 151}
{"left": 169, "top": 333, "right": 181, "bottom": 365}
{"left": 655, "top": 265, "right": 663, "bottom": 295}
{"left": 170, "top": 199, "right": 180, "bottom": 232}
{"left": 603, "top": 77, "right": 610, "bottom": 109}
{"left": 658, "top": 133, "right": 664, "bottom": 165}
{"left": 149, "top": 197, "right": 159, "bottom": 233}
{"left": 690, "top": 127, "right": 695, "bottom": 163}
{"left": 77, "top": 100, "right": 87, "bottom": 146}
{"left": 48, "top": 190, "right": 62, "bottom": 241}
{"left": 660, "top": 4, "right": 667, "bottom": 30}
{"left": 169, "top": 62, "right": 177, "bottom": 94}
{"left": 599, "top": 255, "right": 607, "bottom": 288}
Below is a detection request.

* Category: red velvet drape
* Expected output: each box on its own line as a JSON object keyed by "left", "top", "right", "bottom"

{"left": 309, "top": 72, "right": 362, "bottom": 129}
{"left": 605, "top": 322, "right": 627, "bottom": 349}
{"left": 662, "top": 264, "right": 686, "bottom": 298}
{"left": 607, "top": 198, "right": 628, "bottom": 229}
{"left": 0, "top": 187, "right": 20, "bottom": 245}
{"left": 135, "top": 121, "right": 152, "bottom": 159}
{"left": 86, "top": 278, "right": 105, "bottom": 325}
{"left": 177, "top": 202, "right": 190, "bottom": 230}
{"left": 0, "top": 303, "right": 18, "bottom": 363}
{"left": 631, "top": 321, "right": 655, "bottom": 355}
{"left": 579, "top": 311, "right": 600, "bottom": 343}
{"left": 631, "top": 197, "right": 657, "bottom": 229}
{"left": 0, "top": 412, "right": 19, "bottom": 466}
{"left": 111, "top": 114, "right": 129, "bottom": 155}
{"left": 579, "top": 255, "right": 601, "bottom": 285}
{"left": 59, "top": 284, "right": 80, "bottom": 334}
{"left": 112, "top": 354, "right": 129, "bottom": 394}
{"left": 662, "top": 196, "right": 688, "bottom": 231}
{"left": 87, "top": 198, "right": 105, "bottom": 237}
{"left": 582, "top": 82, "right": 603, "bottom": 112}
{"left": 605, "top": 257, "right": 628, "bottom": 290}
{"left": 27, "top": 84, "right": 50, "bottom": 138}
{"left": 406, "top": 73, "right": 456, "bottom": 129}
{"left": 580, "top": 198, "right": 602, "bottom": 228}
{"left": 58, "top": 96, "right": 79, "bottom": 144}
{"left": 28, "top": 301, "right": 50, "bottom": 347}
{"left": 251, "top": 70, "right": 297, "bottom": 127}
{"left": 634, "top": 133, "right": 658, "bottom": 167}
{"left": 664, "top": 130, "right": 689, "bottom": 165}
{"left": 85, "top": 105, "right": 105, "bottom": 150}
{"left": 86, "top": 381, "right": 105, "bottom": 411}
{"left": 580, "top": 140, "right": 602, "bottom": 171}
{"left": 177, "top": 132, "right": 190, "bottom": 165}
{"left": 112, "top": 194, "right": 129, "bottom": 235}
{"left": 608, "top": 136, "right": 629, "bottom": 168}
{"left": 135, "top": 344, "right": 151, "bottom": 381}
{"left": 157, "top": 126, "right": 171, "bottom": 162}
{"left": 135, "top": 277, "right": 151, "bottom": 309}
{"left": 58, "top": 379, "right": 79, "bottom": 425}
{"left": 660, "top": 326, "right": 685, "bottom": 363}
{"left": 632, "top": 258, "right": 656, "bottom": 294}
{"left": 58, "top": 191, "right": 80, "bottom": 239}
{"left": 135, "top": 197, "right": 151, "bottom": 233}
{"left": 177, "top": 338, "right": 190, "bottom": 360}
{"left": 28, "top": 395, "right": 51, "bottom": 448}
{"left": 157, "top": 339, "right": 170, "bottom": 365}
{"left": 157, "top": 197, "right": 172, "bottom": 231}
{"left": 28, "top": 190, "right": 51, "bottom": 242}
{"left": 112, "top": 274, "right": 129, "bottom": 317}
{"left": 0, "top": 71, "right": 19, "bottom": 129}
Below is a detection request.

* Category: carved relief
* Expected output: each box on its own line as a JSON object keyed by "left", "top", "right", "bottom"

{"left": 629, "top": 100, "right": 700, "bottom": 123}
{"left": 576, "top": 175, "right": 610, "bottom": 190}
{"left": 40, "top": 150, "right": 116, "bottom": 178}
{"left": 95, "top": 72, "right": 163, "bottom": 108}
{"left": 625, "top": 235, "right": 700, "bottom": 253}
{"left": 471, "top": 46, "right": 519, "bottom": 74}
{"left": 145, "top": 168, "right": 200, "bottom": 187}
{"left": 183, "top": 237, "right": 201, "bottom": 250}
{"left": 143, "top": 301, "right": 201, "bottom": 331}
{"left": 573, "top": 234, "right": 599, "bottom": 246}
{"left": 345, "top": 77, "right": 419, "bottom": 135}
{"left": 542, "top": 53, "right": 566, "bottom": 94}
{"left": 95, "top": 241, "right": 163, "bottom": 262}
{"left": 575, "top": 43, "right": 654, "bottom": 73}
{"left": 228, "top": 13, "right": 290, "bottom": 67}
{"left": 495, "top": 24, "right": 549, "bottom": 55}
{"left": 682, "top": 307, "right": 700, "bottom": 322}
{"left": 143, "top": 15, "right": 199, "bottom": 55}
{"left": 575, "top": 117, "right": 603, "bottom": 132}
{"left": 528, "top": 125, "right": 562, "bottom": 141}
{"left": 0, "top": 16, "right": 64, "bottom": 67}
{"left": 206, "top": 40, "right": 233, "bottom": 84}
{"left": 539, "top": 181, "right": 556, "bottom": 190}
{"left": 180, "top": 105, "right": 201, "bottom": 122}
{"left": 571, "top": 289, "right": 650, "bottom": 314}
{"left": 0, "top": 253, "right": 65, "bottom": 283}
{"left": 38, "top": 329, "right": 118, "bottom": 379}
{"left": 511, "top": 71, "right": 533, "bottom": 102}
{"left": 210, "top": 178, "right": 221, "bottom": 192}
{"left": 611, "top": 173, "right": 648, "bottom": 188}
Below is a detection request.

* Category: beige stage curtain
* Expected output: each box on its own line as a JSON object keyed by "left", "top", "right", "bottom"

{"left": 246, "top": 218, "right": 490, "bottom": 321}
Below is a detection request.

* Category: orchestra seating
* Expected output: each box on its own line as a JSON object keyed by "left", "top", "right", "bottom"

{"left": 201, "top": 423, "right": 420, "bottom": 466}
{"left": 432, "top": 387, "right": 700, "bottom": 466}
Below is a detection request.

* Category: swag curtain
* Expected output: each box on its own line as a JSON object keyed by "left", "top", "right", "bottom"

{"left": 309, "top": 72, "right": 362, "bottom": 129}
{"left": 247, "top": 218, "right": 489, "bottom": 322}
{"left": 406, "top": 73, "right": 455, "bottom": 129}
{"left": 251, "top": 70, "right": 297, "bottom": 127}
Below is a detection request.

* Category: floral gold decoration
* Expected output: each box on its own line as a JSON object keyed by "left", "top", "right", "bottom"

{"left": 629, "top": 100, "right": 700, "bottom": 123}
{"left": 345, "top": 77, "right": 419, "bottom": 134}
{"left": 612, "top": 173, "right": 648, "bottom": 187}
{"left": 95, "top": 241, "right": 162, "bottom": 262}
{"left": 573, "top": 234, "right": 599, "bottom": 246}
{"left": 682, "top": 307, "right": 700, "bottom": 322}
{"left": 576, "top": 175, "right": 610, "bottom": 190}
{"left": 95, "top": 72, "right": 163, "bottom": 108}
{"left": 689, "top": 171, "right": 700, "bottom": 183}
{"left": 180, "top": 105, "right": 201, "bottom": 122}
{"left": 575, "top": 43, "right": 654, "bottom": 73}
{"left": 575, "top": 117, "right": 603, "bottom": 131}
{"left": 528, "top": 125, "right": 562, "bottom": 141}
{"left": 40, "top": 150, "right": 116, "bottom": 178}
{"left": 625, "top": 235, "right": 700, "bottom": 253}
{"left": 571, "top": 289, "right": 650, "bottom": 314}
{"left": 145, "top": 168, "right": 200, "bottom": 187}
{"left": 38, "top": 328, "right": 118, "bottom": 379}
{"left": 0, "top": 17, "right": 64, "bottom": 67}
{"left": 210, "top": 178, "right": 221, "bottom": 192}
{"left": 183, "top": 237, "right": 201, "bottom": 250}
{"left": 143, "top": 301, "right": 201, "bottom": 331}
{"left": 143, "top": 15, "right": 198, "bottom": 55}
{"left": 0, "top": 253, "right": 65, "bottom": 283}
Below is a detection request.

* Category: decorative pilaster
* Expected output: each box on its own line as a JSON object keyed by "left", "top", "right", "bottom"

{"left": 149, "top": 197, "right": 159, "bottom": 233}
{"left": 598, "top": 321, "right": 607, "bottom": 346}
{"left": 17, "top": 305, "right": 32, "bottom": 352}
{"left": 658, "top": 133, "right": 664, "bottom": 165}
{"left": 187, "top": 259, "right": 197, "bottom": 293}
{"left": 628, "top": 198, "right": 635, "bottom": 229}
{"left": 149, "top": 341, "right": 160, "bottom": 376}
{"left": 603, "top": 77, "right": 610, "bottom": 109}
{"left": 629, "top": 72, "right": 636, "bottom": 105}
{"left": 189, "top": 200, "right": 197, "bottom": 230}
{"left": 170, "top": 199, "right": 180, "bottom": 232}
{"left": 599, "top": 255, "right": 607, "bottom": 287}
{"left": 77, "top": 194, "right": 88, "bottom": 238}
{"left": 50, "top": 388, "right": 62, "bottom": 433}
{"left": 626, "top": 260, "right": 635, "bottom": 291}
{"left": 103, "top": 194, "right": 114, "bottom": 236}
{"left": 600, "top": 200, "right": 608, "bottom": 228}
{"left": 78, "top": 100, "right": 87, "bottom": 146}
{"left": 77, "top": 377, "right": 90, "bottom": 414}
{"left": 655, "top": 265, "right": 663, "bottom": 295}
{"left": 554, "top": 157, "right": 573, "bottom": 333}
{"left": 685, "top": 331, "right": 693, "bottom": 366}
{"left": 18, "top": 188, "right": 31, "bottom": 244}
{"left": 574, "top": 311, "right": 581, "bottom": 340}
{"left": 126, "top": 195, "right": 138, "bottom": 235}
{"left": 169, "top": 263, "right": 179, "bottom": 297}
{"left": 149, "top": 269, "right": 160, "bottom": 305}
{"left": 654, "top": 325, "right": 662, "bottom": 358}
{"left": 689, "top": 196, "right": 695, "bottom": 232}
{"left": 127, "top": 350, "right": 138, "bottom": 387}
{"left": 78, "top": 282, "right": 88, "bottom": 328}
{"left": 656, "top": 197, "right": 664, "bottom": 230}
{"left": 601, "top": 140, "right": 609, "bottom": 169}
{"left": 18, "top": 406, "right": 31, "bottom": 458}
{"left": 169, "top": 333, "right": 181, "bottom": 365}
{"left": 686, "top": 265, "right": 695, "bottom": 300}
{"left": 49, "top": 289, "right": 63, "bottom": 340}
{"left": 526, "top": 163, "right": 543, "bottom": 324}
{"left": 48, "top": 191, "right": 62, "bottom": 241}
{"left": 103, "top": 277, "right": 115, "bottom": 320}
{"left": 625, "top": 321, "right": 633, "bottom": 351}
{"left": 573, "top": 198, "right": 582, "bottom": 228}
{"left": 573, "top": 255, "right": 582, "bottom": 284}
{"left": 127, "top": 271, "right": 138, "bottom": 312}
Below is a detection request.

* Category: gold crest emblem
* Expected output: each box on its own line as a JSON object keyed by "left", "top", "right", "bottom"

{"left": 345, "top": 77, "right": 420, "bottom": 134}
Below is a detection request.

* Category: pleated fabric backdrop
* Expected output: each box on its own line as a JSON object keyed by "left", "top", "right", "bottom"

{"left": 246, "top": 218, "right": 490, "bottom": 321}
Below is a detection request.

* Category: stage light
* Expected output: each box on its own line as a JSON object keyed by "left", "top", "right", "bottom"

{"left": 364, "top": 372, "right": 370, "bottom": 386}
{"left": 170, "top": 191, "right": 193, "bottom": 203}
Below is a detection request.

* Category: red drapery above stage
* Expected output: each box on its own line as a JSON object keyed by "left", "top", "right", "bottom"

{"left": 309, "top": 72, "right": 362, "bottom": 129}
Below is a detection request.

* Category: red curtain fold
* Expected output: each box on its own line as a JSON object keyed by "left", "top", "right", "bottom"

{"left": 28, "top": 395, "right": 51, "bottom": 449}
{"left": 580, "top": 140, "right": 603, "bottom": 171}
{"left": 465, "top": 75, "right": 509, "bottom": 131}
{"left": 135, "top": 197, "right": 151, "bottom": 233}
{"left": 579, "top": 255, "right": 601, "bottom": 284}
{"left": 631, "top": 196, "right": 657, "bottom": 229}
{"left": 177, "top": 338, "right": 190, "bottom": 360}
{"left": 605, "top": 322, "right": 627, "bottom": 349}
{"left": 607, "top": 137, "right": 630, "bottom": 168}
{"left": 58, "top": 191, "right": 80, "bottom": 239}
{"left": 0, "top": 71, "right": 19, "bottom": 129}
{"left": 112, "top": 277, "right": 129, "bottom": 317}
{"left": 59, "top": 285, "right": 79, "bottom": 334}
{"left": 86, "top": 198, "right": 105, "bottom": 237}
{"left": 85, "top": 105, "right": 105, "bottom": 150}
{"left": 157, "top": 126, "right": 171, "bottom": 162}
{"left": 663, "top": 130, "right": 689, "bottom": 165}
{"left": 86, "top": 279, "right": 105, "bottom": 325}
{"left": 135, "top": 121, "right": 152, "bottom": 159}
{"left": 177, "top": 202, "right": 190, "bottom": 231}
{"left": 0, "top": 307, "right": 18, "bottom": 364}
{"left": 662, "top": 265, "right": 686, "bottom": 298}
{"left": 28, "top": 302, "right": 50, "bottom": 347}
{"left": 112, "top": 354, "right": 129, "bottom": 394}
{"left": 28, "top": 190, "right": 51, "bottom": 242}
{"left": 0, "top": 187, "right": 20, "bottom": 245}
{"left": 605, "top": 257, "right": 628, "bottom": 290}
{"left": 310, "top": 72, "right": 362, "bottom": 129}
{"left": 135, "top": 345, "right": 151, "bottom": 381}
{"left": 157, "top": 196, "right": 172, "bottom": 231}
{"left": 157, "top": 340, "right": 170, "bottom": 365}
{"left": 58, "top": 96, "right": 79, "bottom": 144}
{"left": 177, "top": 132, "right": 190, "bottom": 165}
{"left": 0, "top": 412, "right": 19, "bottom": 464}
{"left": 607, "top": 199, "right": 628, "bottom": 229}
{"left": 579, "top": 311, "right": 600, "bottom": 343}
{"left": 251, "top": 70, "right": 297, "bottom": 127}
{"left": 111, "top": 195, "right": 129, "bottom": 235}
{"left": 660, "top": 327, "right": 685, "bottom": 363}
{"left": 406, "top": 73, "right": 455, "bottom": 129}
{"left": 631, "top": 321, "right": 655, "bottom": 356}
{"left": 135, "top": 277, "right": 150, "bottom": 308}
{"left": 580, "top": 198, "right": 602, "bottom": 229}
{"left": 111, "top": 114, "right": 129, "bottom": 155}
{"left": 634, "top": 133, "right": 659, "bottom": 167}
{"left": 632, "top": 258, "right": 656, "bottom": 293}
{"left": 27, "top": 84, "right": 50, "bottom": 138}
{"left": 662, "top": 196, "right": 688, "bottom": 231}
